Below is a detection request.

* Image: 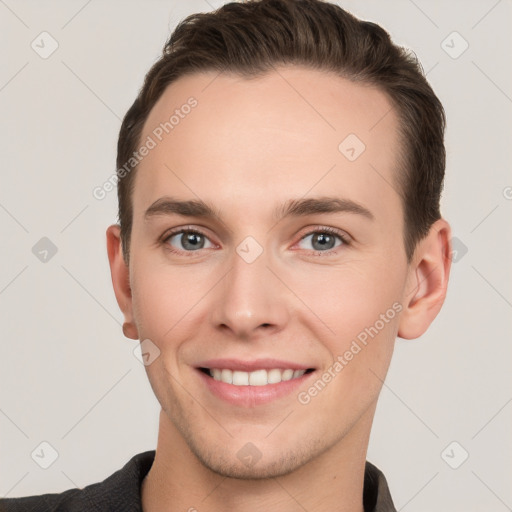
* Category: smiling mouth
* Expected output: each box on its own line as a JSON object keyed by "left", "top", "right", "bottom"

{"left": 199, "top": 367, "right": 315, "bottom": 386}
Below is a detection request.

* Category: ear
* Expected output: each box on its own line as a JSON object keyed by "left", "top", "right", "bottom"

{"left": 398, "top": 218, "right": 452, "bottom": 339}
{"left": 106, "top": 224, "right": 139, "bottom": 340}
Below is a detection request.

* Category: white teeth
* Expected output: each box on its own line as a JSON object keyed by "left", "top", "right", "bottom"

{"left": 232, "top": 371, "right": 249, "bottom": 385}
{"left": 221, "top": 369, "right": 233, "bottom": 384}
{"left": 281, "top": 369, "right": 294, "bottom": 381}
{"left": 209, "top": 368, "right": 307, "bottom": 386}
{"left": 267, "top": 368, "right": 282, "bottom": 384}
{"left": 248, "top": 369, "right": 267, "bottom": 386}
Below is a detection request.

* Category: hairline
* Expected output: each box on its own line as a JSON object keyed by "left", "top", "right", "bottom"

{"left": 122, "top": 66, "right": 418, "bottom": 265}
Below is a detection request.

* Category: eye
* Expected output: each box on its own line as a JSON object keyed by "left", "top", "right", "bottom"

{"left": 162, "top": 227, "right": 214, "bottom": 255}
{"left": 161, "top": 225, "right": 350, "bottom": 257}
{"left": 295, "top": 227, "right": 350, "bottom": 256}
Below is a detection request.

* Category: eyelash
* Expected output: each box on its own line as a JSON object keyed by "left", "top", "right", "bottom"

{"left": 161, "top": 225, "right": 351, "bottom": 258}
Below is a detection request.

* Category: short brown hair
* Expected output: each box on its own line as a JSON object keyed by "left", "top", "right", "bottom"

{"left": 116, "top": 0, "right": 446, "bottom": 264}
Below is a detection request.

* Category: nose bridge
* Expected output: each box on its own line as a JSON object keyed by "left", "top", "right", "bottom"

{"left": 211, "top": 238, "right": 288, "bottom": 337}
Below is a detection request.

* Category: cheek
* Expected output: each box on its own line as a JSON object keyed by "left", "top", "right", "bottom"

{"left": 130, "top": 255, "right": 213, "bottom": 339}
{"left": 303, "top": 278, "right": 400, "bottom": 417}
{"left": 293, "top": 260, "right": 403, "bottom": 343}
{"left": 130, "top": 276, "right": 168, "bottom": 338}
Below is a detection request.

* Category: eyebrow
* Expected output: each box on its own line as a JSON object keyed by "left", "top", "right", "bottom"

{"left": 144, "top": 195, "right": 374, "bottom": 224}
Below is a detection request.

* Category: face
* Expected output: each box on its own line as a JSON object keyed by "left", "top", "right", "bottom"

{"left": 118, "top": 67, "right": 415, "bottom": 478}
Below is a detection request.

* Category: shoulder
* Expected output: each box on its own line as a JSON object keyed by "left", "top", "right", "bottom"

{"left": 0, "top": 451, "right": 155, "bottom": 512}
{"left": 0, "top": 487, "right": 84, "bottom": 512}
{"left": 363, "top": 460, "right": 397, "bottom": 512}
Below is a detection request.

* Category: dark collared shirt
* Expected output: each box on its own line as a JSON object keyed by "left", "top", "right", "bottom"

{"left": 0, "top": 451, "right": 396, "bottom": 511}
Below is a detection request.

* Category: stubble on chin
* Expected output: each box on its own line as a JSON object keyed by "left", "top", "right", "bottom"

{"left": 175, "top": 419, "right": 332, "bottom": 480}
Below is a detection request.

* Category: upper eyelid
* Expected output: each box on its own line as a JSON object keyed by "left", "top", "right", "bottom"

{"left": 163, "top": 226, "right": 216, "bottom": 244}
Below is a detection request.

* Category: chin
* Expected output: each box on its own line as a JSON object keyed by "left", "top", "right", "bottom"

{"left": 195, "top": 451, "right": 303, "bottom": 480}
{"left": 188, "top": 435, "right": 327, "bottom": 480}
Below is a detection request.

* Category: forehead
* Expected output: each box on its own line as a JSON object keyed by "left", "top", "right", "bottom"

{"left": 133, "top": 66, "right": 402, "bottom": 225}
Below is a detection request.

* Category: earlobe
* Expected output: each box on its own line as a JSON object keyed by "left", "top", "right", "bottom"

{"left": 397, "top": 218, "right": 452, "bottom": 340}
{"left": 106, "top": 224, "right": 139, "bottom": 340}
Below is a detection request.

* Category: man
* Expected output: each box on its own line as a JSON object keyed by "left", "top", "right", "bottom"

{"left": 0, "top": 0, "right": 451, "bottom": 510}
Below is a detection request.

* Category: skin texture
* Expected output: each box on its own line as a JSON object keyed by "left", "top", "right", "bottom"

{"left": 106, "top": 66, "right": 452, "bottom": 511}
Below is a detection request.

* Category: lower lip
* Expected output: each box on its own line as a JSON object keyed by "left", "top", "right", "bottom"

{"left": 196, "top": 369, "right": 315, "bottom": 407}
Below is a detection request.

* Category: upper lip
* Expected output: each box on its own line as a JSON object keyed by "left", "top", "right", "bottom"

{"left": 196, "top": 358, "right": 314, "bottom": 372}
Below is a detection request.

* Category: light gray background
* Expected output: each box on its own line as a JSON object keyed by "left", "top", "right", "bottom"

{"left": 1, "top": 0, "right": 511, "bottom": 510}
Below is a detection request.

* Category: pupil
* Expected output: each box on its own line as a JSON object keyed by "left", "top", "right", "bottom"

{"left": 184, "top": 232, "right": 203, "bottom": 250}
{"left": 314, "top": 233, "right": 334, "bottom": 250}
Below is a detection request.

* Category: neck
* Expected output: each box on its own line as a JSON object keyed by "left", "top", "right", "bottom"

{"left": 141, "top": 407, "right": 375, "bottom": 512}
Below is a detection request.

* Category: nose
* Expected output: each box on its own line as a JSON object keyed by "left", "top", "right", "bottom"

{"left": 210, "top": 245, "right": 290, "bottom": 341}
